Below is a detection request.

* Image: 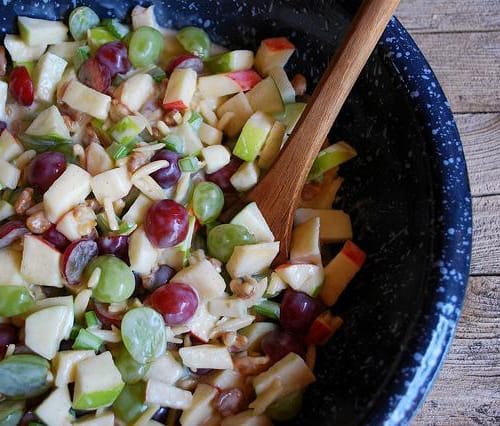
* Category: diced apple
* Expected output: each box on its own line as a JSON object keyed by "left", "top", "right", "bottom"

{"left": 205, "top": 369, "right": 245, "bottom": 390}
{"left": 198, "top": 74, "right": 242, "bottom": 98}
{"left": 179, "top": 384, "right": 218, "bottom": 426}
{"left": 275, "top": 263, "right": 324, "bottom": 297}
{"left": 91, "top": 168, "right": 132, "bottom": 203}
{"left": 185, "top": 303, "right": 218, "bottom": 342}
{"left": 110, "top": 116, "right": 146, "bottom": 145}
{"left": 157, "top": 246, "right": 185, "bottom": 271}
{"left": 145, "top": 352, "right": 185, "bottom": 385}
{"left": 226, "top": 242, "right": 280, "bottom": 279}
{"left": 249, "top": 379, "right": 283, "bottom": 415}
{"left": 73, "top": 351, "right": 124, "bottom": 410}
{"left": 3, "top": 34, "right": 47, "bottom": 62}
{"left": 145, "top": 380, "right": 193, "bottom": 410}
{"left": 0, "top": 130, "right": 23, "bottom": 162}
{"left": 53, "top": 350, "right": 95, "bottom": 387}
{"left": 122, "top": 194, "right": 154, "bottom": 226}
{"left": 216, "top": 92, "right": 254, "bottom": 137}
{"left": 56, "top": 210, "right": 84, "bottom": 241}
{"left": 25, "top": 105, "right": 70, "bottom": 140}
{"left": 257, "top": 121, "right": 285, "bottom": 170}
{"left": 33, "top": 52, "right": 68, "bottom": 102}
{"left": 131, "top": 5, "right": 161, "bottom": 30}
{"left": 48, "top": 41, "right": 84, "bottom": 61}
{"left": 308, "top": 141, "right": 357, "bottom": 181}
{"left": 255, "top": 37, "right": 296, "bottom": 76}
{"left": 0, "top": 200, "right": 15, "bottom": 222}
{"left": 128, "top": 227, "right": 160, "bottom": 274}
{"left": 230, "top": 161, "right": 260, "bottom": 192}
{"left": 0, "top": 248, "right": 26, "bottom": 286}
{"left": 0, "top": 158, "right": 20, "bottom": 189}
{"left": 85, "top": 143, "right": 114, "bottom": 176}
{"left": 299, "top": 174, "right": 343, "bottom": 209}
{"left": 221, "top": 410, "right": 272, "bottom": 426}
{"left": 21, "top": 235, "right": 63, "bottom": 287}
{"left": 268, "top": 66, "right": 295, "bottom": 104}
{"left": 0, "top": 81, "right": 7, "bottom": 121}
{"left": 18, "top": 16, "right": 68, "bottom": 46}
{"left": 172, "top": 259, "right": 226, "bottom": 302}
{"left": 179, "top": 345, "right": 233, "bottom": 370}
{"left": 62, "top": 80, "right": 111, "bottom": 120}
{"left": 242, "top": 277, "right": 267, "bottom": 308}
{"left": 320, "top": 240, "right": 366, "bottom": 306}
{"left": 73, "top": 412, "right": 115, "bottom": 426}
{"left": 177, "top": 123, "right": 203, "bottom": 155}
{"left": 275, "top": 102, "right": 306, "bottom": 136}
{"left": 265, "top": 272, "right": 287, "bottom": 297}
{"left": 227, "top": 70, "right": 262, "bottom": 91}
{"left": 246, "top": 77, "right": 283, "bottom": 114}
{"left": 240, "top": 322, "right": 278, "bottom": 353}
{"left": 202, "top": 145, "right": 231, "bottom": 173}
{"left": 290, "top": 217, "right": 321, "bottom": 265}
{"left": 230, "top": 202, "right": 274, "bottom": 243}
{"left": 33, "top": 295, "right": 74, "bottom": 340}
{"left": 163, "top": 68, "right": 197, "bottom": 111}
{"left": 233, "top": 111, "right": 273, "bottom": 162}
{"left": 199, "top": 123, "right": 223, "bottom": 146}
{"left": 306, "top": 312, "right": 343, "bottom": 345}
{"left": 208, "top": 297, "right": 248, "bottom": 318}
{"left": 44, "top": 164, "right": 91, "bottom": 223}
{"left": 294, "top": 208, "right": 352, "bottom": 243}
{"left": 119, "top": 73, "right": 155, "bottom": 112}
{"left": 25, "top": 305, "right": 72, "bottom": 359}
{"left": 206, "top": 50, "right": 254, "bottom": 73}
{"left": 35, "top": 386, "right": 73, "bottom": 426}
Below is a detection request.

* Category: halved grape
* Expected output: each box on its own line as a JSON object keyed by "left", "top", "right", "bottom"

{"left": 261, "top": 329, "right": 305, "bottom": 363}
{"left": 61, "top": 239, "right": 98, "bottom": 285}
{"left": 96, "top": 41, "right": 131, "bottom": 76}
{"left": 97, "top": 235, "right": 129, "bottom": 262}
{"left": 94, "top": 302, "right": 123, "bottom": 328}
{"left": 192, "top": 182, "right": 224, "bottom": 225}
{"left": 0, "top": 221, "right": 28, "bottom": 250}
{"left": 176, "top": 27, "right": 211, "bottom": 59}
{"left": 78, "top": 57, "right": 112, "bottom": 93}
{"left": 9, "top": 66, "right": 33, "bottom": 106}
{"left": 207, "top": 224, "right": 255, "bottom": 263}
{"left": 69, "top": 6, "right": 100, "bottom": 41}
{"left": 141, "top": 265, "right": 175, "bottom": 292}
{"left": 42, "top": 226, "right": 70, "bottom": 252}
{"left": 26, "top": 152, "right": 67, "bottom": 192}
{"left": 280, "top": 289, "right": 325, "bottom": 334}
{"left": 128, "top": 27, "right": 163, "bottom": 68}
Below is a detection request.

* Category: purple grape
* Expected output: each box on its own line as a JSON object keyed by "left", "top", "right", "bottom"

{"left": 280, "top": 289, "right": 325, "bottom": 334}
{"left": 0, "top": 121, "right": 7, "bottom": 134}
{"left": 142, "top": 265, "right": 175, "bottom": 291}
{"left": 42, "top": 226, "right": 70, "bottom": 252}
{"left": 144, "top": 200, "right": 188, "bottom": 248}
{"left": 150, "top": 150, "right": 181, "bottom": 189}
{"left": 261, "top": 329, "right": 305, "bottom": 363}
{"left": 62, "top": 239, "right": 98, "bottom": 285}
{"left": 149, "top": 282, "right": 198, "bottom": 325}
{"left": 152, "top": 407, "right": 169, "bottom": 423}
{"left": 97, "top": 235, "right": 129, "bottom": 262}
{"left": 95, "top": 41, "right": 132, "bottom": 76}
{"left": 0, "top": 324, "right": 17, "bottom": 359}
{"left": 26, "top": 152, "right": 67, "bottom": 192}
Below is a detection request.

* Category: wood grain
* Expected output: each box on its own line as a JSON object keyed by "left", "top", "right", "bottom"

{"left": 410, "top": 31, "right": 500, "bottom": 113}
{"left": 457, "top": 113, "right": 500, "bottom": 197}
{"left": 397, "top": 0, "right": 500, "bottom": 33}
{"left": 413, "top": 276, "right": 500, "bottom": 425}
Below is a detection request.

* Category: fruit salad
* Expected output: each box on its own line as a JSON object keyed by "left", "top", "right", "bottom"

{"left": 0, "top": 5, "right": 365, "bottom": 426}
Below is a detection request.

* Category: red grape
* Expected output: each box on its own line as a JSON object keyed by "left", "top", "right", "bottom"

{"left": 78, "top": 57, "right": 112, "bottom": 93}
{"left": 206, "top": 158, "right": 242, "bottom": 193}
{"left": 261, "top": 329, "right": 305, "bottom": 363}
{"left": 142, "top": 265, "right": 176, "bottom": 291}
{"left": 166, "top": 54, "right": 204, "bottom": 74}
{"left": 214, "top": 388, "right": 245, "bottom": 417}
{"left": 42, "top": 226, "right": 70, "bottom": 252}
{"left": 150, "top": 150, "right": 181, "bottom": 189}
{"left": 97, "top": 235, "right": 129, "bottom": 262}
{"left": 0, "top": 324, "right": 17, "bottom": 359}
{"left": 9, "top": 66, "right": 34, "bottom": 106}
{"left": 0, "top": 220, "right": 28, "bottom": 249}
{"left": 96, "top": 41, "right": 131, "bottom": 76}
{"left": 144, "top": 200, "right": 189, "bottom": 248}
{"left": 152, "top": 407, "right": 169, "bottom": 423}
{"left": 26, "top": 152, "right": 67, "bottom": 192}
{"left": 0, "top": 121, "right": 7, "bottom": 133}
{"left": 94, "top": 302, "right": 123, "bottom": 328}
{"left": 149, "top": 282, "right": 198, "bottom": 325}
{"left": 61, "top": 239, "right": 98, "bottom": 285}
{"left": 280, "top": 289, "right": 325, "bottom": 334}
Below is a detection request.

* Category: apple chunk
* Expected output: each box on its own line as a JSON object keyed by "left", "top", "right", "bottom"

{"left": 179, "top": 344, "right": 233, "bottom": 370}
{"left": 198, "top": 74, "right": 242, "bottom": 98}
{"left": 255, "top": 37, "right": 296, "bottom": 76}
{"left": 233, "top": 111, "right": 273, "bottom": 162}
{"left": 35, "top": 386, "right": 73, "bottom": 426}
{"left": 0, "top": 158, "right": 20, "bottom": 190}
{"left": 226, "top": 242, "right": 280, "bottom": 279}
{"left": 119, "top": 73, "right": 155, "bottom": 112}
{"left": 21, "top": 235, "right": 63, "bottom": 287}
{"left": 128, "top": 226, "right": 159, "bottom": 274}
{"left": 216, "top": 92, "right": 254, "bottom": 137}
{"left": 179, "top": 384, "right": 218, "bottom": 425}
{"left": 308, "top": 141, "right": 357, "bottom": 181}
{"left": 230, "top": 202, "right": 274, "bottom": 243}
{"left": 294, "top": 208, "right": 352, "bottom": 243}
{"left": 206, "top": 50, "right": 254, "bottom": 73}
{"left": 62, "top": 80, "right": 111, "bottom": 120}
{"left": 163, "top": 68, "right": 197, "bottom": 111}
{"left": 275, "top": 263, "right": 324, "bottom": 297}
{"left": 90, "top": 168, "right": 132, "bottom": 203}
{"left": 246, "top": 77, "right": 283, "bottom": 114}
{"left": 53, "top": 350, "right": 95, "bottom": 387}
{"left": 0, "top": 130, "right": 24, "bottom": 161}
{"left": 290, "top": 217, "right": 321, "bottom": 265}
{"left": 0, "top": 248, "right": 27, "bottom": 286}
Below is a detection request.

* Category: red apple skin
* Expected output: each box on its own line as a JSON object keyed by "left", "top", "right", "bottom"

{"left": 306, "top": 312, "right": 343, "bottom": 345}
{"left": 228, "top": 70, "right": 262, "bottom": 91}
{"left": 162, "top": 100, "right": 188, "bottom": 112}
{"left": 341, "top": 240, "right": 366, "bottom": 268}
{"left": 0, "top": 221, "right": 29, "bottom": 249}
{"left": 263, "top": 37, "right": 296, "bottom": 51}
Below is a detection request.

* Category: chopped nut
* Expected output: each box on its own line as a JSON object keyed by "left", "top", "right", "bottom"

{"left": 230, "top": 276, "right": 258, "bottom": 299}
{"left": 214, "top": 388, "right": 245, "bottom": 417}
{"left": 25, "top": 202, "right": 44, "bottom": 216}
{"left": 109, "top": 100, "right": 130, "bottom": 122}
{"left": 82, "top": 124, "right": 100, "bottom": 147}
{"left": 14, "top": 188, "right": 34, "bottom": 215}
{"left": 73, "top": 204, "right": 97, "bottom": 236}
{"left": 291, "top": 73, "right": 307, "bottom": 97}
{"left": 233, "top": 355, "right": 271, "bottom": 376}
{"left": 63, "top": 114, "right": 78, "bottom": 134}
{"left": 127, "top": 151, "right": 148, "bottom": 174}
{"left": 26, "top": 211, "right": 51, "bottom": 234}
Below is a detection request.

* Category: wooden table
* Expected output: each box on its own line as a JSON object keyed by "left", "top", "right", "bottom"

{"left": 396, "top": 1, "right": 500, "bottom": 424}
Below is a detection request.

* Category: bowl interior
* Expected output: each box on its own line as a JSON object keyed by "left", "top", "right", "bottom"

{"left": 1, "top": 1, "right": 439, "bottom": 424}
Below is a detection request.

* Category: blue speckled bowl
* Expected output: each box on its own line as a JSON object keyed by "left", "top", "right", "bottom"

{"left": 1, "top": 1, "right": 472, "bottom": 424}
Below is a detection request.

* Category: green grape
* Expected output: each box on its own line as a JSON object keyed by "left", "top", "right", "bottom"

{"left": 112, "top": 382, "right": 148, "bottom": 423}
{"left": 115, "top": 345, "right": 150, "bottom": 384}
{"left": 0, "top": 401, "right": 24, "bottom": 426}
{"left": 0, "top": 355, "right": 51, "bottom": 398}
{"left": 69, "top": 6, "right": 100, "bottom": 41}
{"left": 266, "top": 391, "right": 303, "bottom": 421}
{"left": 128, "top": 27, "right": 164, "bottom": 68}
{"left": 121, "top": 307, "right": 166, "bottom": 364}
{"left": 84, "top": 255, "right": 135, "bottom": 303}
{"left": 207, "top": 224, "right": 255, "bottom": 262}
{"left": 192, "top": 182, "right": 224, "bottom": 224}
{"left": 0, "top": 286, "right": 34, "bottom": 317}
{"left": 176, "top": 26, "right": 211, "bottom": 59}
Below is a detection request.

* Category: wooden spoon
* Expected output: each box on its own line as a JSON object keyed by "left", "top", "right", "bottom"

{"left": 243, "top": 0, "right": 400, "bottom": 263}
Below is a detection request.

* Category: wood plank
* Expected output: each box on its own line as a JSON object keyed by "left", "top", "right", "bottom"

{"left": 397, "top": 0, "right": 500, "bottom": 33}
{"left": 457, "top": 113, "right": 500, "bottom": 197}
{"left": 413, "top": 276, "right": 500, "bottom": 425}
{"left": 471, "top": 195, "right": 500, "bottom": 275}
{"left": 410, "top": 32, "right": 500, "bottom": 113}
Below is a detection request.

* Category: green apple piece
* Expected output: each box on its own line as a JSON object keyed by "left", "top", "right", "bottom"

{"left": 240, "top": 322, "right": 278, "bottom": 353}
{"left": 43, "top": 164, "right": 91, "bottom": 222}
{"left": 53, "top": 350, "right": 95, "bottom": 387}
{"left": 48, "top": 41, "right": 84, "bottom": 61}
{"left": 3, "top": 34, "right": 47, "bottom": 62}
{"left": 275, "top": 263, "right": 324, "bottom": 297}
{"left": 233, "top": 111, "right": 273, "bottom": 162}
{"left": 179, "top": 384, "right": 218, "bottom": 425}
{"left": 25, "top": 305, "right": 72, "bottom": 359}
{"left": 177, "top": 123, "right": 203, "bottom": 155}
{"left": 0, "top": 81, "right": 7, "bottom": 121}
{"left": 202, "top": 145, "right": 231, "bottom": 174}
{"left": 62, "top": 80, "right": 112, "bottom": 120}
{"left": 0, "top": 285, "right": 34, "bottom": 317}
{"left": 294, "top": 208, "right": 353, "bottom": 243}
{"left": 265, "top": 272, "right": 287, "bottom": 297}
{"left": 172, "top": 259, "right": 226, "bottom": 302}
{"left": 73, "top": 411, "right": 115, "bottom": 426}
{"left": 229, "top": 161, "right": 260, "bottom": 192}
{"left": 258, "top": 121, "right": 286, "bottom": 170}
{"left": 26, "top": 105, "right": 70, "bottom": 141}
{"left": 163, "top": 68, "right": 197, "bottom": 110}
{"left": 255, "top": 37, "right": 296, "bottom": 76}
{"left": 226, "top": 242, "right": 280, "bottom": 279}
{"left": 206, "top": 50, "right": 254, "bottom": 73}
{"left": 33, "top": 52, "right": 68, "bottom": 102}
{"left": 179, "top": 344, "right": 233, "bottom": 371}
{"left": 73, "top": 351, "right": 125, "bottom": 410}
{"left": 0, "top": 200, "right": 15, "bottom": 222}
{"left": 144, "top": 352, "right": 185, "bottom": 385}
{"left": 230, "top": 202, "right": 275, "bottom": 243}
{"left": 87, "top": 27, "right": 117, "bottom": 52}
{"left": 274, "top": 102, "right": 306, "bottom": 136}
{"left": 86, "top": 142, "right": 114, "bottom": 176}
{"left": 268, "top": 66, "right": 295, "bottom": 104}
{"left": 0, "top": 130, "right": 24, "bottom": 161}
{"left": 118, "top": 73, "right": 155, "bottom": 112}
{"left": 21, "top": 235, "right": 63, "bottom": 287}
{"left": 246, "top": 77, "right": 283, "bottom": 114}
{"left": 0, "top": 159, "right": 20, "bottom": 190}
{"left": 18, "top": 16, "right": 68, "bottom": 46}
{"left": 198, "top": 74, "right": 242, "bottom": 98}
{"left": 290, "top": 217, "right": 321, "bottom": 265}
{"left": 0, "top": 401, "right": 24, "bottom": 426}
{"left": 0, "top": 248, "right": 26, "bottom": 286}
{"left": 199, "top": 122, "right": 223, "bottom": 146}
{"left": 35, "top": 386, "right": 73, "bottom": 426}
{"left": 122, "top": 194, "right": 153, "bottom": 226}
{"left": 184, "top": 303, "right": 218, "bottom": 342}
{"left": 110, "top": 116, "right": 145, "bottom": 145}
{"left": 216, "top": 92, "right": 254, "bottom": 137}
{"left": 308, "top": 141, "right": 357, "bottom": 180}
{"left": 145, "top": 379, "right": 193, "bottom": 409}
{"left": 128, "top": 227, "right": 159, "bottom": 274}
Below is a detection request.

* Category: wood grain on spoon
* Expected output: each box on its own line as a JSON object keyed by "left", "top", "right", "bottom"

{"left": 245, "top": 0, "right": 400, "bottom": 263}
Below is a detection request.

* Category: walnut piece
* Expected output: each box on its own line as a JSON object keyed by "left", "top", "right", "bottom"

{"left": 26, "top": 211, "right": 51, "bottom": 234}
{"left": 14, "top": 188, "right": 34, "bottom": 215}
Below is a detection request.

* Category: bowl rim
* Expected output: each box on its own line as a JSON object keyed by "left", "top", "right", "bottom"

{"left": 364, "top": 17, "right": 472, "bottom": 425}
